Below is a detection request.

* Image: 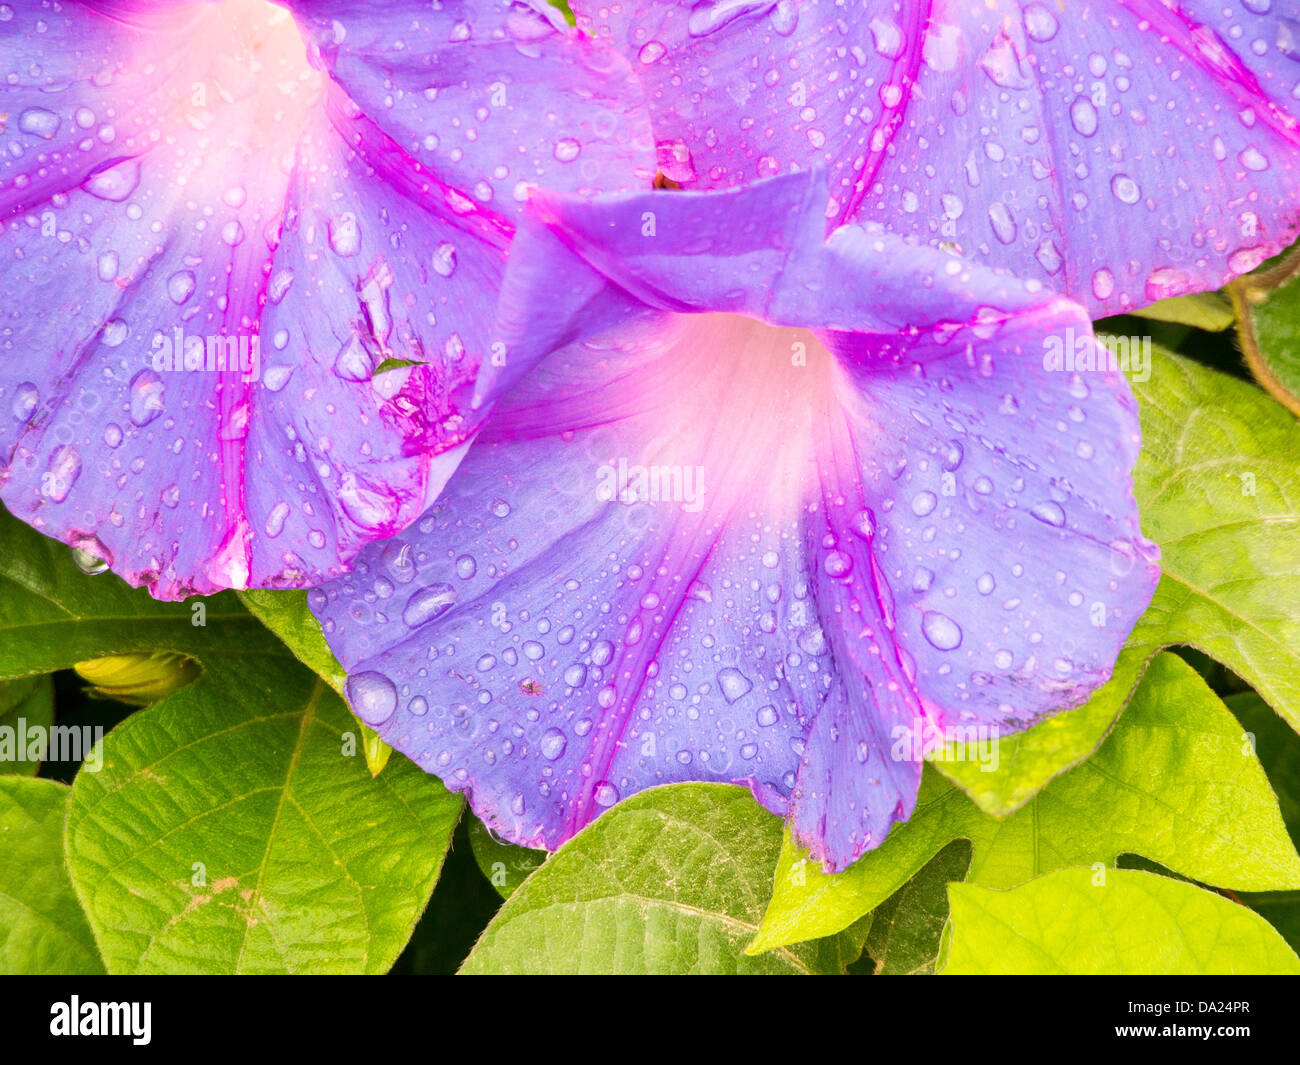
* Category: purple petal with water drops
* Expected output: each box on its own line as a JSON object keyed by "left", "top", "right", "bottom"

{"left": 478, "top": 168, "right": 1050, "bottom": 407}
{"left": 0, "top": 0, "right": 652, "bottom": 597}
{"left": 314, "top": 176, "right": 1158, "bottom": 870}
{"left": 571, "top": 0, "right": 1300, "bottom": 314}
{"left": 285, "top": 0, "right": 656, "bottom": 226}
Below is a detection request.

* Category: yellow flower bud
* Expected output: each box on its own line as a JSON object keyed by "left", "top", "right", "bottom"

{"left": 73, "top": 652, "right": 200, "bottom": 707}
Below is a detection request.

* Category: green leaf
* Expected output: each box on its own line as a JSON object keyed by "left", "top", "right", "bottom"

{"left": 0, "top": 675, "right": 53, "bottom": 776}
{"left": 0, "top": 674, "right": 38, "bottom": 713}
{"left": 937, "top": 349, "right": 1300, "bottom": 814}
{"left": 466, "top": 815, "right": 547, "bottom": 900}
{"left": 240, "top": 588, "right": 393, "bottom": 776}
{"left": 1229, "top": 690, "right": 1300, "bottom": 953}
{"left": 65, "top": 658, "right": 462, "bottom": 973}
{"left": 372, "top": 357, "right": 427, "bottom": 376}
{"left": 940, "top": 867, "right": 1300, "bottom": 974}
{"left": 752, "top": 653, "right": 1300, "bottom": 952}
{"left": 1231, "top": 250, "right": 1300, "bottom": 414}
{"left": 238, "top": 589, "right": 346, "bottom": 696}
{"left": 0, "top": 508, "right": 462, "bottom": 973}
{"left": 0, "top": 516, "right": 263, "bottom": 675}
{"left": 0, "top": 777, "right": 104, "bottom": 974}
{"left": 1128, "top": 291, "right": 1234, "bottom": 332}
{"left": 863, "top": 839, "right": 971, "bottom": 975}
{"left": 460, "top": 784, "right": 867, "bottom": 974}
{"left": 1229, "top": 691, "right": 1300, "bottom": 845}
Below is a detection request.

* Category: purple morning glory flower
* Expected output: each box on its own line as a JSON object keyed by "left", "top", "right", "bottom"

{"left": 4, "top": 0, "right": 1297, "bottom": 604}
{"left": 0, "top": 0, "right": 653, "bottom": 597}
{"left": 311, "top": 169, "right": 1161, "bottom": 871}
{"left": 567, "top": 0, "right": 1300, "bottom": 313}
{"left": 0, "top": 1, "right": 1291, "bottom": 868}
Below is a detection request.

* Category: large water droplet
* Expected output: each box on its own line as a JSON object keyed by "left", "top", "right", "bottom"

{"left": 869, "top": 16, "right": 905, "bottom": 58}
{"left": 347, "top": 671, "right": 398, "bottom": 726}
{"left": 1110, "top": 174, "right": 1141, "bottom": 205}
{"left": 82, "top": 157, "right": 142, "bottom": 201}
{"left": 333, "top": 334, "right": 375, "bottom": 381}
{"left": 328, "top": 213, "right": 361, "bottom": 257}
{"left": 553, "top": 138, "right": 581, "bottom": 163}
{"left": 540, "top": 727, "right": 568, "bottom": 761}
{"left": 1023, "top": 2, "right": 1059, "bottom": 41}
{"left": 686, "top": 0, "right": 772, "bottom": 37}
{"left": 402, "top": 583, "right": 457, "bottom": 627}
{"left": 1030, "top": 500, "right": 1066, "bottom": 527}
{"left": 265, "top": 501, "right": 290, "bottom": 538}
{"left": 11, "top": 381, "right": 38, "bottom": 423}
{"left": 70, "top": 534, "right": 112, "bottom": 575}
{"left": 432, "top": 242, "right": 457, "bottom": 278}
{"left": 128, "top": 369, "right": 165, "bottom": 426}
{"left": 43, "top": 446, "right": 82, "bottom": 503}
{"left": 166, "top": 270, "right": 196, "bottom": 305}
{"left": 988, "top": 202, "right": 1017, "bottom": 244}
{"left": 921, "top": 611, "right": 963, "bottom": 650}
{"left": 1069, "top": 96, "right": 1098, "bottom": 137}
{"left": 717, "top": 667, "right": 753, "bottom": 703}
{"left": 18, "top": 107, "right": 60, "bottom": 139}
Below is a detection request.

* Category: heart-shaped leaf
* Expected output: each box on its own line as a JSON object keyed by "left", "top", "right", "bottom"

{"left": 461, "top": 783, "right": 867, "bottom": 974}
{"left": 0, "top": 507, "right": 462, "bottom": 973}
{"left": 753, "top": 653, "right": 1300, "bottom": 952}
{"left": 941, "top": 867, "right": 1300, "bottom": 974}
{"left": 0, "top": 777, "right": 103, "bottom": 974}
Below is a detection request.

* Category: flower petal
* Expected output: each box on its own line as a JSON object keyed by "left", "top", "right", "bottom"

{"left": 480, "top": 169, "right": 1049, "bottom": 405}
{"left": 572, "top": 0, "right": 1300, "bottom": 312}
{"left": 286, "top": 0, "right": 656, "bottom": 224}
{"left": 315, "top": 179, "right": 1159, "bottom": 870}
{"left": 0, "top": 0, "right": 650, "bottom": 597}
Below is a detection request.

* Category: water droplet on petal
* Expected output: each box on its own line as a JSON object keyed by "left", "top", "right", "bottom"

{"left": 432, "top": 242, "right": 457, "bottom": 277}
{"left": 82, "top": 157, "right": 141, "bottom": 201}
{"left": 43, "top": 446, "right": 81, "bottom": 502}
{"left": 347, "top": 671, "right": 398, "bottom": 726}
{"left": 11, "top": 381, "right": 38, "bottom": 423}
{"left": 166, "top": 270, "right": 196, "bottom": 305}
{"left": 911, "top": 490, "right": 938, "bottom": 516}
{"left": 128, "top": 369, "right": 165, "bottom": 426}
{"left": 553, "top": 138, "right": 581, "bottom": 163}
{"left": 70, "top": 534, "right": 111, "bottom": 575}
{"left": 717, "top": 667, "right": 753, "bottom": 703}
{"left": 921, "top": 611, "right": 963, "bottom": 651}
{"left": 18, "top": 107, "right": 60, "bottom": 139}
{"left": 328, "top": 212, "right": 361, "bottom": 257}
{"left": 540, "top": 727, "right": 567, "bottom": 761}
{"left": 1110, "top": 174, "right": 1141, "bottom": 205}
{"left": 1030, "top": 500, "right": 1066, "bottom": 527}
{"left": 402, "top": 583, "right": 457, "bottom": 627}
{"left": 265, "top": 501, "right": 290, "bottom": 538}
{"left": 823, "top": 549, "right": 854, "bottom": 578}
